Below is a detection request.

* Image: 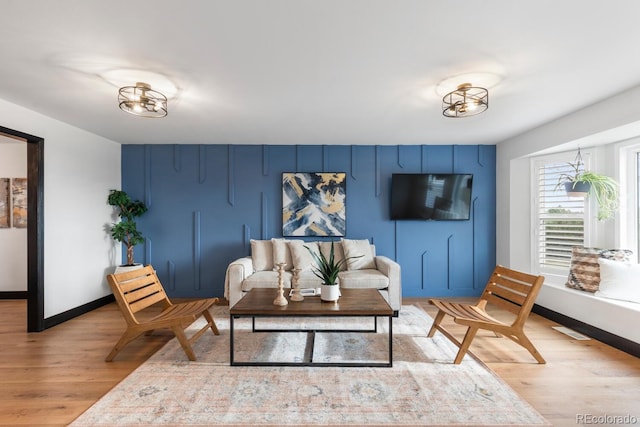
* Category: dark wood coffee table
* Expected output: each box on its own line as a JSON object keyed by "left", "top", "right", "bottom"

{"left": 229, "top": 288, "right": 393, "bottom": 367}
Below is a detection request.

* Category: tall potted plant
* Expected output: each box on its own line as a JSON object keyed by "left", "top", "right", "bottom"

{"left": 107, "top": 189, "right": 148, "bottom": 267}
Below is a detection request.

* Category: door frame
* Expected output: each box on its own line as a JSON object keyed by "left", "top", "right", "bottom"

{"left": 0, "top": 126, "right": 44, "bottom": 331}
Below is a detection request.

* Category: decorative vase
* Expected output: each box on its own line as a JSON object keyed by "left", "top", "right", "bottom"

{"left": 114, "top": 263, "right": 144, "bottom": 274}
{"left": 320, "top": 283, "right": 340, "bottom": 302}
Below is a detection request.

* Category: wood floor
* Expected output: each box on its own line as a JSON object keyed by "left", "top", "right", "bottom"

{"left": 0, "top": 298, "right": 638, "bottom": 427}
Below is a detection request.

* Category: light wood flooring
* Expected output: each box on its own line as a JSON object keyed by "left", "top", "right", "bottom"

{"left": 0, "top": 298, "right": 638, "bottom": 426}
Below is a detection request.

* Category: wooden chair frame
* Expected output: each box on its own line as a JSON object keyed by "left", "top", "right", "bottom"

{"left": 428, "top": 265, "right": 546, "bottom": 364}
{"left": 106, "top": 265, "right": 220, "bottom": 362}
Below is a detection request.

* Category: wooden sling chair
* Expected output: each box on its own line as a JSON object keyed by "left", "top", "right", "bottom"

{"left": 428, "top": 265, "right": 546, "bottom": 364}
{"left": 106, "top": 265, "right": 220, "bottom": 362}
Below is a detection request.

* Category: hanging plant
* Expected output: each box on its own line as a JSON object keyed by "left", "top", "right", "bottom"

{"left": 555, "top": 149, "right": 619, "bottom": 221}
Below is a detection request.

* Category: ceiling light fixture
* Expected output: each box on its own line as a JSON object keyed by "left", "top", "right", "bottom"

{"left": 118, "top": 82, "right": 167, "bottom": 118}
{"left": 442, "top": 83, "right": 488, "bottom": 118}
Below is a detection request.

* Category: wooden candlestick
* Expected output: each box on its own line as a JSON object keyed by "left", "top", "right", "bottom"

{"left": 273, "top": 263, "right": 288, "bottom": 306}
{"left": 290, "top": 268, "right": 304, "bottom": 301}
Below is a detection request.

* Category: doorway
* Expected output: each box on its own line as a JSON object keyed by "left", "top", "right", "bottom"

{"left": 0, "top": 126, "right": 44, "bottom": 332}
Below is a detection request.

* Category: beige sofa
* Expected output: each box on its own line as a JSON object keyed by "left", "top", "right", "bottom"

{"left": 224, "top": 238, "right": 402, "bottom": 315}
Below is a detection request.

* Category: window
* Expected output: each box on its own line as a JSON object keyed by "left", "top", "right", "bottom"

{"left": 533, "top": 154, "right": 588, "bottom": 274}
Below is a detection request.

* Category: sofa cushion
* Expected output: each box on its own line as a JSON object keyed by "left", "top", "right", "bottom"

{"left": 595, "top": 258, "right": 640, "bottom": 304}
{"left": 319, "top": 241, "right": 347, "bottom": 271}
{"left": 272, "top": 238, "right": 293, "bottom": 271}
{"left": 338, "top": 269, "right": 389, "bottom": 290}
{"left": 565, "top": 247, "right": 634, "bottom": 293}
{"left": 288, "top": 240, "right": 319, "bottom": 271}
{"left": 295, "top": 270, "right": 324, "bottom": 289}
{"left": 242, "top": 271, "right": 292, "bottom": 291}
{"left": 250, "top": 239, "right": 273, "bottom": 271}
{"left": 342, "top": 238, "right": 376, "bottom": 270}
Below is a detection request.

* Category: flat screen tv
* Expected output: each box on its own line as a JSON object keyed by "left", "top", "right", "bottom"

{"left": 390, "top": 173, "right": 473, "bottom": 220}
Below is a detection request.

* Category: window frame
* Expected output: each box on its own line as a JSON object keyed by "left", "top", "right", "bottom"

{"left": 531, "top": 151, "right": 593, "bottom": 279}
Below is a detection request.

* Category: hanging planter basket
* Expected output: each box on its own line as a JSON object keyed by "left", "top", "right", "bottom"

{"left": 564, "top": 181, "right": 591, "bottom": 197}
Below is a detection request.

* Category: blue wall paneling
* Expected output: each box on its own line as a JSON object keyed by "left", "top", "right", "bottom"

{"left": 122, "top": 144, "right": 496, "bottom": 299}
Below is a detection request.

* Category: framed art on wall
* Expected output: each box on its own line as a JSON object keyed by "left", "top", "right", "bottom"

{"left": 12, "top": 177, "right": 27, "bottom": 228}
{"left": 0, "top": 178, "right": 9, "bottom": 228}
{"left": 282, "top": 172, "right": 346, "bottom": 236}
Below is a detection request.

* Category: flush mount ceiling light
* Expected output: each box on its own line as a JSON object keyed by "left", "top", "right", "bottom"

{"left": 442, "top": 83, "right": 488, "bottom": 118}
{"left": 118, "top": 82, "right": 167, "bottom": 118}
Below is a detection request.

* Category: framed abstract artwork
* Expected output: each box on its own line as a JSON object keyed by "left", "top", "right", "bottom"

{"left": 282, "top": 172, "right": 346, "bottom": 236}
{"left": 0, "top": 178, "right": 9, "bottom": 228}
{"left": 12, "top": 178, "right": 27, "bottom": 228}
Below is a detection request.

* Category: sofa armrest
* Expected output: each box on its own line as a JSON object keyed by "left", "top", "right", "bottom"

{"left": 224, "top": 257, "right": 254, "bottom": 308}
{"left": 375, "top": 255, "right": 402, "bottom": 313}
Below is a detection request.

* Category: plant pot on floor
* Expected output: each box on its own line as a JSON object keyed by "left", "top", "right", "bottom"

{"left": 114, "top": 264, "right": 144, "bottom": 274}
{"left": 320, "top": 284, "right": 341, "bottom": 302}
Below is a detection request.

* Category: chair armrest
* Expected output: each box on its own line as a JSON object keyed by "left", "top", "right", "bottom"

{"left": 375, "top": 255, "right": 402, "bottom": 312}
{"left": 224, "top": 257, "right": 254, "bottom": 307}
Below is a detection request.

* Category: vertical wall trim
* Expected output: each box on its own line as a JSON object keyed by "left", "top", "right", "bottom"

{"left": 261, "top": 192, "right": 268, "bottom": 239}
{"left": 167, "top": 261, "right": 176, "bottom": 291}
{"left": 296, "top": 145, "right": 303, "bottom": 170}
{"left": 453, "top": 145, "right": 458, "bottom": 172}
{"left": 262, "top": 145, "right": 269, "bottom": 176}
{"left": 375, "top": 146, "right": 381, "bottom": 197}
{"left": 323, "top": 145, "right": 329, "bottom": 171}
{"left": 397, "top": 145, "right": 404, "bottom": 168}
{"left": 145, "top": 238, "right": 152, "bottom": 266}
{"left": 421, "top": 251, "right": 428, "bottom": 290}
{"left": 228, "top": 145, "right": 235, "bottom": 206}
{"left": 447, "top": 234, "right": 453, "bottom": 289}
{"left": 144, "top": 145, "right": 152, "bottom": 208}
{"left": 351, "top": 146, "right": 357, "bottom": 180}
{"left": 472, "top": 196, "right": 479, "bottom": 289}
{"left": 193, "top": 211, "right": 201, "bottom": 290}
{"left": 243, "top": 224, "right": 251, "bottom": 254}
{"left": 199, "top": 145, "right": 206, "bottom": 184}
{"left": 420, "top": 145, "right": 426, "bottom": 173}
{"left": 173, "top": 145, "right": 181, "bottom": 172}
{"left": 478, "top": 145, "right": 485, "bottom": 167}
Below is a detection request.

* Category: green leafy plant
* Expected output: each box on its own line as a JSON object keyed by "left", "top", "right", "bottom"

{"left": 107, "top": 190, "right": 148, "bottom": 266}
{"left": 305, "top": 241, "right": 362, "bottom": 286}
{"left": 556, "top": 163, "right": 619, "bottom": 221}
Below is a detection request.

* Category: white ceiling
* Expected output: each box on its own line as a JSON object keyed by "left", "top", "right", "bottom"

{"left": 2, "top": 0, "right": 640, "bottom": 146}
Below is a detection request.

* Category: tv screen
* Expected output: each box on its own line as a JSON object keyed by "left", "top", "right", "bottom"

{"left": 390, "top": 173, "right": 473, "bottom": 220}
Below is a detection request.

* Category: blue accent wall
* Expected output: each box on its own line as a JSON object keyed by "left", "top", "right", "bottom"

{"left": 122, "top": 144, "right": 496, "bottom": 299}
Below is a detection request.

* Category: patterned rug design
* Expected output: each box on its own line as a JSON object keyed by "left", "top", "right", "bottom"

{"left": 71, "top": 305, "right": 550, "bottom": 426}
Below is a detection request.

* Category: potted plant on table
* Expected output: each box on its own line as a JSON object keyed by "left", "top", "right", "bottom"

{"left": 107, "top": 189, "right": 148, "bottom": 270}
{"left": 306, "top": 241, "right": 361, "bottom": 302}
{"left": 555, "top": 157, "right": 619, "bottom": 221}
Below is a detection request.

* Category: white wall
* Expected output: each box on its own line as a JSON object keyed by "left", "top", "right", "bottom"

{"left": 0, "top": 140, "right": 27, "bottom": 291}
{"left": 0, "top": 98, "right": 121, "bottom": 318}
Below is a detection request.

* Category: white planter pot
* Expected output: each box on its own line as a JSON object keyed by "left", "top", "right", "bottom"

{"left": 320, "top": 284, "right": 341, "bottom": 302}
{"left": 114, "top": 263, "right": 144, "bottom": 274}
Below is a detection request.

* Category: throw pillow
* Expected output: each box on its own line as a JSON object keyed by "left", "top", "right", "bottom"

{"left": 595, "top": 258, "right": 640, "bottom": 304}
{"left": 271, "top": 238, "right": 292, "bottom": 271}
{"left": 287, "top": 240, "right": 319, "bottom": 271}
{"left": 342, "top": 238, "right": 376, "bottom": 270}
{"left": 319, "top": 241, "right": 347, "bottom": 271}
{"left": 250, "top": 239, "right": 273, "bottom": 271}
{"left": 565, "top": 247, "right": 634, "bottom": 293}
{"left": 565, "top": 247, "right": 601, "bottom": 292}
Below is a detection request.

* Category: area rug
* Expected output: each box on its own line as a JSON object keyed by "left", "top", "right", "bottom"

{"left": 71, "top": 305, "right": 549, "bottom": 426}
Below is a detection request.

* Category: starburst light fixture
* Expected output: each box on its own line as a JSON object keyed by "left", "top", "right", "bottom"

{"left": 442, "top": 83, "right": 488, "bottom": 118}
{"left": 118, "top": 82, "right": 168, "bottom": 118}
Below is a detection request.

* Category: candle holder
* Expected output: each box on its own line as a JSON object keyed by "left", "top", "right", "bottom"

{"left": 273, "top": 263, "right": 288, "bottom": 306}
{"left": 290, "top": 268, "right": 304, "bottom": 302}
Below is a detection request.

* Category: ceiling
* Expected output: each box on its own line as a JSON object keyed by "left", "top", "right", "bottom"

{"left": 2, "top": 0, "right": 640, "bottom": 146}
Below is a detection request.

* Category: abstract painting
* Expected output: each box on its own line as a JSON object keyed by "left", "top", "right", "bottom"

{"left": 0, "top": 178, "right": 9, "bottom": 228}
{"left": 12, "top": 178, "right": 27, "bottom": 228}
{"left": 283, "top": 172, "right": 346, "bottom": 236}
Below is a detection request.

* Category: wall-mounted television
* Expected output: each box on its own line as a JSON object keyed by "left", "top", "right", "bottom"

{"left": 390, "top": 173, "right": 473, "bottom": 220}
